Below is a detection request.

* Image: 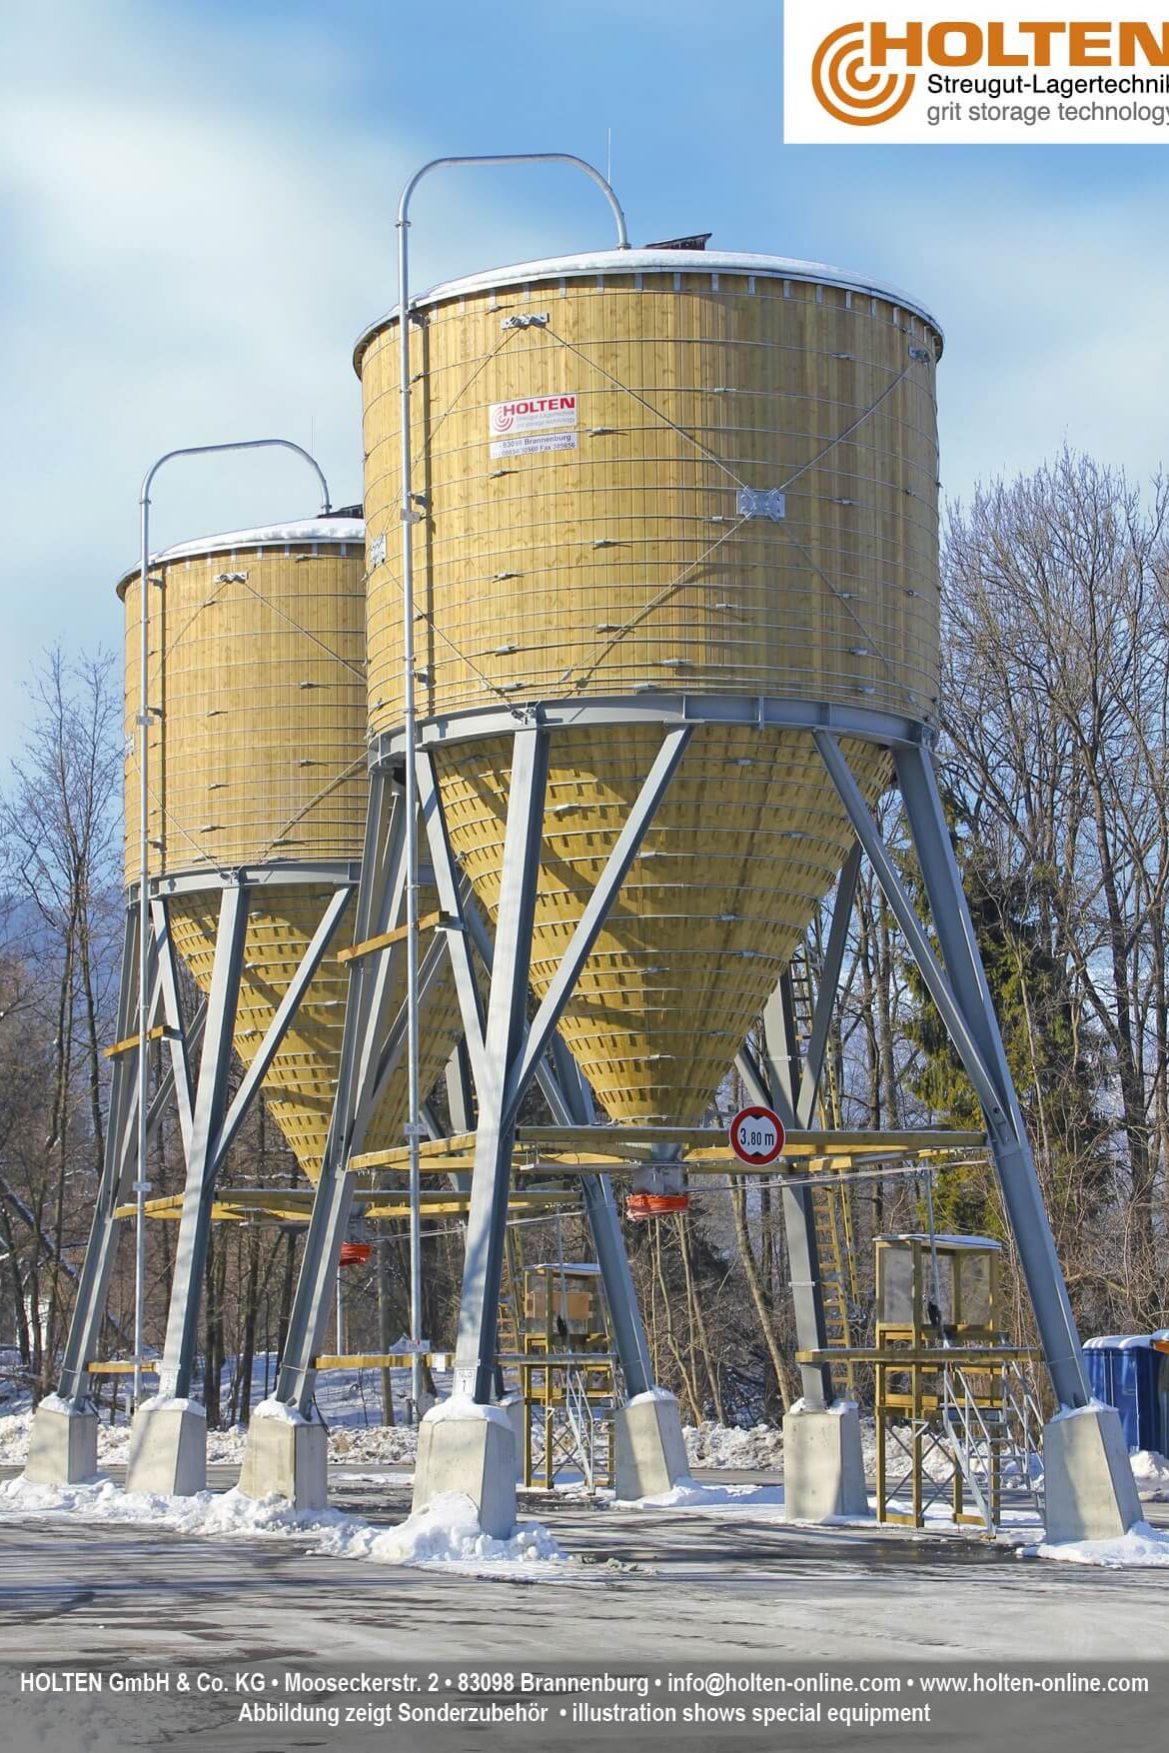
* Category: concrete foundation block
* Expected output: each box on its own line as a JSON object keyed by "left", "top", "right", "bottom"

{"left": 124, "top": 1403, "right": 207, "bottom": 1496}
{"left": 412, "top": 1407, "right": 517, "bottom": 1539}
{"left": 497, "top": 1391, "right": 526, "bottom": 1481}
{"left": 613, "top": 1390, "right": 689, "bottom": 1501}
{"left": 237, "top": 1412, "right": 328, "bottom": 1511}
{"left": 25, "top": 1402, "right": 99, "bottom": 1485}
{"left": 783, "top": 1400, "right": 869, "bottom": 1522}
{"left": 1042, "top": 1403, "right": 1142, "bottom": 1544}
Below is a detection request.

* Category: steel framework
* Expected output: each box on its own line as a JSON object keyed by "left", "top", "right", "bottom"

{"left": 51, "top": 860, "right": 360, "bottom": 1411}
{"left": 274, "top": 696, "right": 1098, "bottom": 1463}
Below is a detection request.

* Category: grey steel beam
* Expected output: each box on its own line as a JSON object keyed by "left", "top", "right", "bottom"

{"left": 756, "top": 833, "right": 860, "bottom": 1403}
{"left": 761, "top": 978, "right": 801, "bottom": 1129}
{"left": 350, "top": 782, "right": 411, "bottom": 1125}
{"left": 453, "top": 729, "right": 549, "bottom": 1400}
{"left": 782, "top": 1174, "right": 834, "bottom": 1407}
{"left": 445, "top": 743, "right": 665, "bottom": 1403}
{"left": 814, "top": 731, "right": 1009, "bottom": 1129}
{"left": 734, "top": 1042, "right": 772, "bottom": 1112}
{"left": 362, "top": 930, "right": 451, "bottom": 1124}
{"left": 507, "top": 725, "right": 692, "bottom": 1118}
{"left": 415, "top": 749, "right": 487, "bottom": 1083}
{"left": 444, "top": 1039, "right": 475, "bottom": 1135}
{"left": 545, "top": 1051, "right": 655, "bottom": 1400}
{"left": 116, "top": 954, "right": 165, "bottom": 1180}
{"left": 151, "top": 897, "right": 196, "bottom": 1156}
{"left": 214, "top": 884, "right": 353, "bottom": 1169}
{"left": 550, "top": 1035, "right": 595, "bottom": 1126}
{"left": 56, "top": 910, "right": 147, "bottom": 1402}
{"left": 378, "top": 696, "right": 932, "bottom": 763}
{"left": 797, "top": 843, "right": 861, "bottom": 1127}
{"left": 274, "top": 776, "right": 410, "bottom": 1413}
{"left": 158, "top": 884, "right": 249, "bottom": 1398}
{"left": 763, "top": 971, "right": 832, "bottom": 1401}
{"left": 147, "top": 859, "right": 361, "bottom": 900}
{"left": 892, "top": 743, "right": 1090, "bottom": 1408}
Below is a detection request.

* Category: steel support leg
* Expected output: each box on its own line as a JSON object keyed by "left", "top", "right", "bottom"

{"left": 156, "top": 884, "right": 250, "bottom": 1400}
{"left": 546, "top": 1038, "right": 655, "bottom": 1399}
{"left": 760, "top": 854, "right": 860, "bottom": 1408}
{"left": 453, "top": 729, "right": 549, "bottom": 1401}
{"left": 55, "top": 908, "right": 153, "bottom": 1404}
{"left": 891, "top": 743, "right": 1090, "bottom": 1408}
{"left": 817, "top": 731, "right": 1090, "bottom": 1410}
{"left": 272, "top": 776, "right": 411, "bottom": 1414}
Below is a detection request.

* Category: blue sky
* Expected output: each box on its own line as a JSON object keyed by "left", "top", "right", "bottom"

{"left": 1, "top": 0, "right": 1167, "bottom": 764}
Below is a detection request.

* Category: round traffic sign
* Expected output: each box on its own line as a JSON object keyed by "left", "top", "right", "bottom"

{"left": 729, "top": 1105, "right": 786, "bottom": 1165}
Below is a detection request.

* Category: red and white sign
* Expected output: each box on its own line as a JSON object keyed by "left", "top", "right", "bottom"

{"left": 729, "top": 1105, "right": 786, "bottom": 1166}
{"left": 489, "top": 393, "right": 578, "bottom": 458}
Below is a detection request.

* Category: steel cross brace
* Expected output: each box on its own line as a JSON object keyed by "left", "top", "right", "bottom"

{"left": 815, "top": 730, "right": 1090, "bottom": 1409}
{"left": 56, "top": 909, "right": 154, "bottom": 1402}
{"left": 440, "top": 902, "right": 656, "bottom": 1399}
{"left": 272, "top": 779, "right": 452, "bottom": 1414}
{"left": 154, "top": 879, "right": 355, "bottom": 1399}
{"left": 418, "top": 726, "right": 690, "bottom": 1402}
{"left": 731, "top": 850, "right": 862, "bottom": 1406}
{"left": 749, "top": 978, "right": 833, "bottom": 1406}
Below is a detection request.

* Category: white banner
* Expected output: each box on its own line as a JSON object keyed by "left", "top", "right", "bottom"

{"left": 783, "top": 1, "right": 1169, "bottom": 144}
{"left": 489, "top": 393, "right": 578, "bottom": 458}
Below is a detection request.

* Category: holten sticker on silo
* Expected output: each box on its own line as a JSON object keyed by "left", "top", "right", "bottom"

{"left": 488, "top": 392, "right": 577, "bottom": 457}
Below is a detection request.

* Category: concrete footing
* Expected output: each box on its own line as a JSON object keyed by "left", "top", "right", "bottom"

{"left": 25, "top": 1401, "right": 99, "bottom": 1485}
{"left": 613, "top": 1390, "right": 689, "bottom": 1501}
{"left": 498, "top": 1391, "right": 526, "bottom": 1481}
{"left": 782, "top": 1400, "right": 869, "bottom": 1522}
{"left": 1042, "top": 1403, "right": 1142, "bottom": 1544}
{"left": 237, "top": 1411, "right": 328, "bottom": 1511}
{"left": 411, "top": 1406, "right": 517, "bottom": 1538}
{"left": 124, "top": 1402, "right": 207, "bottom": 1496}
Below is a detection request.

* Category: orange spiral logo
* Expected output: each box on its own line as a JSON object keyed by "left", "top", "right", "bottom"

{"left": 812, "top": 22, "right": 916, "bottom": 126}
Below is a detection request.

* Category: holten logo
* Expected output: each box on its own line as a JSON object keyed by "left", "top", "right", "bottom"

{"left": 813, "top": 21, "right": 917, "bottom": 124}
{"left": 809, "top": 15, "right": 1169, "bottom": 126}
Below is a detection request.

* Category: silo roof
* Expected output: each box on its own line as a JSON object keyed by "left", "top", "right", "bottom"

{"left": 115, "top": 516, "right": 364, "bottom": 596}
{"left": 354, "top": 247, "right": 943, "bottom": 371}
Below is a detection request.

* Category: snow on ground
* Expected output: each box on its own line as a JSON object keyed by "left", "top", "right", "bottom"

{"left": 0, "top": 1472, "right": 570, "bottom": 1577}
{"left": 1129, "top": 1449, "right": 1169, "bottom": 1500}
{"left": 683, "top": 1420, "right": 783, "bottom": 1469}
{"left": 1030, "top": 1521, "right": 1169, "bottom": 1568}
{"left": 626, "top": 1477, "right": 785, "bottom": 1512}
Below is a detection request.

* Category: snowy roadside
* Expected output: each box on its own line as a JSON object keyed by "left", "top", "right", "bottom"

{"left": 0, "top": 1472, "right": 573, "bottom": 1578}
{"left": 0, "top": 1407, "right": 780, "bottom": 1473}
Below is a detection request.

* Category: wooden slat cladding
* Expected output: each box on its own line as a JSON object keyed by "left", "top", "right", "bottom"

{"left": 167, "top": 886, "right": 462, "bottom": 1184}
{"left": 120, "top": 541, "right": 368, "bottom": 879}
{"left": 362, "top": 270, "right": 941, "bottom": 731}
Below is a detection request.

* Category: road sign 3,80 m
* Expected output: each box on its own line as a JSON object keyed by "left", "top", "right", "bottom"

{"left": 729, "top": 1105, "right": 786, "bottom": 1166}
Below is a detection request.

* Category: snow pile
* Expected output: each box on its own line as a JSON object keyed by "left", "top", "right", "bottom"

{"left": 316, "top": 1492, "right": 567, "bottom": 1571}
{"left": 1031, "top": 1521, "right": 1169, "bottom": 1568}
{"left": 1129, "top": 1450, "right": 1169, "bottom": 1500}
{"left": 0, "top": 1410, "right": 33, "bottom": 1466}
{"left": 0, "top": 1473, "right": 567, "bottom": 1575}
{"left": 627, "top": 1477, "right": 784, "bottom": 1512}
{"left": 684, "top": 1420, "right": 783, "bottom": 1470}
{"left": 0, "top": 1408, "right": 419, "bottom": 1470}
{"left": 0, "top": 1472, "right": 353, "bottom": 1540}
{"left": 329, "top": 1425, "right": 418, "bottom": 1466}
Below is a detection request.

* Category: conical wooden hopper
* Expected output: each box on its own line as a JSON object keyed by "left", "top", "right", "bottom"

{"left": 356, "top": 251, "right": 943, "bottom": 1122}
{"left": 119, "top": 521, "right": 461, "bottom": 1178}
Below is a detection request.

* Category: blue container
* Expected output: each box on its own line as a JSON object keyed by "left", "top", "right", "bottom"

{"left": 1083, "top": 1337, "right": 1167, "bottom": 1453}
